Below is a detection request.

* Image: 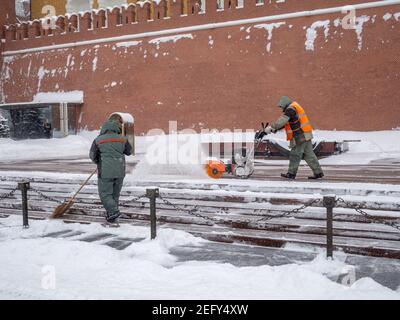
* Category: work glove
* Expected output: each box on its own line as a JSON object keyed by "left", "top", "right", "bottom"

{"left": 255, "top": 130, "right": 267, "bottom": 140}
{"left": 264, "top": 126, "right": 274, "bottom": 134}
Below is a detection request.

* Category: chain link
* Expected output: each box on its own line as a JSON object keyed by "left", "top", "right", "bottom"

{"left": 71, "top": 193, "right": 148, "bottom": 213}
{"left": 29, "top": 188, "right": 64, "bottom": 204}
{"left": 255, "top": 198, "right": 322, "bottom": 222}
{"left": 158, "top": 195, "right": 220, "bottom": 224}
{"left": 158, "top": 195, "right": 322, "bottom": 225}
{"left": 0, "top": 188, "right": 18, "bottom": 202}
{"left": 336, "top": 197, "right": 400, "bottom": 231}
{"left": 118, "top": 194, "right": 148, "bottom": 206}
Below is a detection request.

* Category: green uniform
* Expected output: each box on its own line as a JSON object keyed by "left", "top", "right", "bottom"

{"left": 288, "top": 140, "right": 323, "bottom": 176}
{"left": 271, "top": 96, "right": 323, "bottom": 177}
{"left": 89, "top": 120, "right": 132, "bottom": 222}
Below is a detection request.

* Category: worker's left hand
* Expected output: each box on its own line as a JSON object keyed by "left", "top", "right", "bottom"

{"left": 264, "top": 126, "right": 274, "bottom": 134}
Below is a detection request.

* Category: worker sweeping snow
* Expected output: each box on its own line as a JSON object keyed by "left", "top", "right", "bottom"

{"left": 89, "top": 118, "right": 132, "bottom": 226}
{"left": 263, "top": 96, "right": 324, "bottom": 180}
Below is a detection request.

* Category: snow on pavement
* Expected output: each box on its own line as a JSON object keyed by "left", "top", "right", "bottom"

{"left": 0, "top": 131, "right": 98, "bottom": 162}
{"left": 0, "top": 130, "right": 399, "bottom": 166}
{"left": 0, "top": 216, "right": 399, "bottom": 300}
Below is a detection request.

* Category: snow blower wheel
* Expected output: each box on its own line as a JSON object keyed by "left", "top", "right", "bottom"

{"left": 205, "top": 160, "right": 226, "bottom": 179}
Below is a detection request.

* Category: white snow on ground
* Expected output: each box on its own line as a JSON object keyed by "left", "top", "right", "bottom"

{"left": 0, "top": 131, "right": 97, "bottom": 161}
{"left": 0, "top": 216, "right": 398, "bottom": 300}
{"left": 253, "top": 129, "right": 400, "bottom": 166}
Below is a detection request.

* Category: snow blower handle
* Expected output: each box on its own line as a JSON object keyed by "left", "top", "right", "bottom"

{"left": 254, "top": 122, "right": 270, "bottom": 141}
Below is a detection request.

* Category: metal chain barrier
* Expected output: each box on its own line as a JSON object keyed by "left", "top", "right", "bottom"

{"left": 118, "top": 194, "right": 148, "bottom": 206}
{"left": 29, "top": 188, "right": 64, "bottom": 204}
{"left": 71, "top": 193, "right": 148, "bottom": 213}
{"left": 255, "top": 198, "right": 322, "bottom": 222}
{"left": 158, "top": 194, "right": 322, "bottom": 225}
{"left": 158, "top": 195, "right": 221, "bottom": 224}
{"left": 30, "top": 186, "right": 147, "bottom": 211}
{"left": 0, "top": 187, "right": 18, "bottom": 202}
{"left": 336, "top": 197, "right": 400, "bottom": 231}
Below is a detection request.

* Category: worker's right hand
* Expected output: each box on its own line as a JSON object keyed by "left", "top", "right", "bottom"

{"left": 254, "top": 130, "right": 267, "bottom": 140}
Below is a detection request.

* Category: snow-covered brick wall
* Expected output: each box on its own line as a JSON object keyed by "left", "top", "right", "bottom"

{"left": 253, "top": 22, "right": 286, "bottom": 53}
{"left": 305, "top": 20, "right": 330, "bottom": 51}
{"left": 1, "top": 1, "right": 400, "bottom": 132}
{"left": 33, "top": 91, "right": 84, "bottom": 103}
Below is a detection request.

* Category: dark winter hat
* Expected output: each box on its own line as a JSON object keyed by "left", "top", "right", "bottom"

{"left": 277, "top": 96, "right": 293, "bottom": 109}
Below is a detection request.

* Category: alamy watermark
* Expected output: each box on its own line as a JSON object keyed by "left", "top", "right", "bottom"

{"left": 143, "top": 121, "right": 255, "bottom": 166}
{"left": 41, "top": 265, "right": 56, "bottom": 290}
{"left": 41, "top": 5, "right": 57, "bottom": 30}
{"left": 341, "top": 6, "right": 357, "bottom": 30}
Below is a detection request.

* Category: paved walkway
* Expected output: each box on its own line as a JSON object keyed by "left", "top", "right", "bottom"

{"left": 1, "top": 157, "right": 399, "bottom": 184}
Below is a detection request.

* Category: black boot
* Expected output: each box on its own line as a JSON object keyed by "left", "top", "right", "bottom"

{"left": 281, "top": 172, "right": 296, "bottom": 180}
{"left": 308, "top": 172, "right": 324, "bottom": 180}
{"left": 103, "top": 216, "right": 120, "bottom": 228}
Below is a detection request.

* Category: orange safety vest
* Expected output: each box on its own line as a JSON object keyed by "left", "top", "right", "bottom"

{"left": 284, "top": 102, "right": 313, "bottom": 141}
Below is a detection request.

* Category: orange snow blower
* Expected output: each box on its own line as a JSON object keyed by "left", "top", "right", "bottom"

{"left": 204, "top": 123, "right": 269, "bottom": 180}
{"left": 205, "top": 160, "right": 226, "bottom": 179}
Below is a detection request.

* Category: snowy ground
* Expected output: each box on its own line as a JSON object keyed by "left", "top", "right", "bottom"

{"left": 0, "top": 215, "right": 399, "bottom": 300}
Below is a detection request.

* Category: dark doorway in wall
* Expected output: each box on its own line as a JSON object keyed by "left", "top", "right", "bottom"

{"left": 0, "top": 103, "right": 81, "bottom": 140}
{"left": 10, "top": 106, "right": 51, "bottom": 139}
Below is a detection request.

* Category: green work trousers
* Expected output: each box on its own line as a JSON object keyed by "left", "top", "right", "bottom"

{"left": 288, "top": 140, "right": 323, "bottom": 176}
{"left": 98, "top": 177, "right": 124, "bottom": 220}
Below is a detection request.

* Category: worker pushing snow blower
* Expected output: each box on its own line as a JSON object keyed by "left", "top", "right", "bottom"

{"left": 205, "top": 123, "right": 269, "bottom": 180}
{"left": 265, "top": 96, "right": 324, "bottom": 180}
{"left": 205, "top": 96, "right": 325, "bottom": 180}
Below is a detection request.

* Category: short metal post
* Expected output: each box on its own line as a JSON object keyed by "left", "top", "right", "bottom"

{"left": 323, "top": 196, "right": 336, "bottom": 259}
{"left": 146, "top": 188, "right": 159, "bottom": 240}
{"left": 18, "top": 181, "right": 30, "bottom": 229}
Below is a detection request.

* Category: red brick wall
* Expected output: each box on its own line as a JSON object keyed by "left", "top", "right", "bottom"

{"left": 1, "top": 0, "right": 16, "bottom": 52}
{"left": 0, "top": 0, "right": 15, "bottom": 27}
{"left": 1, "top": 0, "right": 400, "bottom": 133}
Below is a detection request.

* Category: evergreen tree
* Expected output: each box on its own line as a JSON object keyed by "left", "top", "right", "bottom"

{"left": 0, "top": 115, "right": 10, "bottom": 138}
{"left": 22, "top": 108, "right": 44, "bottom": 139}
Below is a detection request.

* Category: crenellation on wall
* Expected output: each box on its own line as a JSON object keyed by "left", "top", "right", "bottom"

{"left": 3, "top": 0, "right": 394, "bottom": 55}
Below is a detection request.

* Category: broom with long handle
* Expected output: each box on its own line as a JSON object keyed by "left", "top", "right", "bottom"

{"left": 51, "top": 168, "right": 98, "bottom": 218}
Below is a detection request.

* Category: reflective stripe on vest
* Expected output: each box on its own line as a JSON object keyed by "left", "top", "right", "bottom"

{"left": 96, "top": 138, "right": 126, "bottom": 145}
{"left": 284, "top": 102, "right": 313, "bottom": 141}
